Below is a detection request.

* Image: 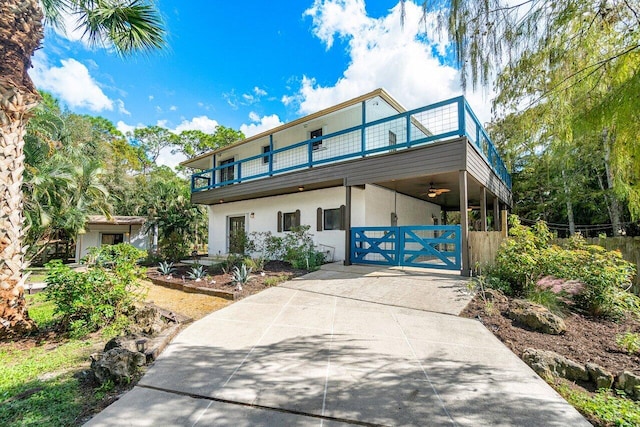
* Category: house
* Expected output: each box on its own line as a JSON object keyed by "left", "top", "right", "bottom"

{"left": 182, "top": 89, "right": 512, "bottom": 275}
{"left": 75, "top": 215, "right": 151, "bottom": 262}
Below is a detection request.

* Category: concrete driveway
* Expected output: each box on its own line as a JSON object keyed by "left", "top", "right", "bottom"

{"left": 86, "top": 263, "right": 589, "bottom": 426}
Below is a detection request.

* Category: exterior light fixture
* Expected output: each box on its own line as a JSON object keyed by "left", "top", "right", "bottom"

{"left": 298, "top": 186, "right": 304, "bottom": 191}
{"left": 250, "top": 212, "right": 255, "bottom": 218}
{"left": 219, "top": 199, "right": 224, "bottom": 203}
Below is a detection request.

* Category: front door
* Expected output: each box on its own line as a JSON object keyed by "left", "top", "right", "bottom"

{"left": 228, "top": 216, "right": 246, "bottom": 254}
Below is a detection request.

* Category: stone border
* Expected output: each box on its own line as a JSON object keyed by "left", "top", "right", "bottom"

{"left": 148, "top": 275, "right": 237, "bottom": 301}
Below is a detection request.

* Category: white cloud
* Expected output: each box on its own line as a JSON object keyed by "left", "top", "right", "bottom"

{"left": 254, "top": 86, "right": 267, "bottom": 96}
{"left": 174, "top": 116, "right": 220, "bottom": 134}
{"left": 240, "top": 113, "right": 284, "bottom": 137}
{"left": 53, "top": 10, "right": 92, "bottom": 46}
{"left": 156, "top": 147, "right": 187, "bottom": 170}
{"left": 31, "top": 54, "right": 113, "bottom": 112}
{"left": 169, "top": 105, "right": 178, "bottom": 111}
{"left": 116, "top": 120, "right": 137, "bottom": 136}
{"left": 116, "top": 99, "right": 130, "bottom": 115}
{"left": 288, "top": 0, "right": 492, "bottom": 122}
{"left": 148, "top": 95, "right": 155, "bottom": 101}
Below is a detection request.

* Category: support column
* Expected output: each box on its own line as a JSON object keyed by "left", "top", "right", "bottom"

{"left": 501, "top": 209, "right": 509, "bottom": 238}
{"left": 459, "top": 170, "right": 470, "bottom": 276}
{"left": 344, "top": 185, "right": 352, "bottom": 265}
{"left": 480, "top": 186, "right": 487, "bottom": 231}
{"left": 493, "top": 197, "right": 500, "bottom": 231}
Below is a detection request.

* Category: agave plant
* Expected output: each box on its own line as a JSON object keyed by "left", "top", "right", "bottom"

{"left": 231, "top": 264, "right": 253, "bottom": 290}
{"left": 158, "top": 261, "right": 176, "bottom": 278}
{"left": 187, "top": 265, "right": 207, "bottom": 282}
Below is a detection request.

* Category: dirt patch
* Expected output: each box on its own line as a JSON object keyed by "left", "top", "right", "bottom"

{"left": 142, "top": 281, "right": 231, "bottom": 320}
{"left": 461, "top": 294, "right": 640, "bottom": 377}
{"left": 147, "top": 260, "right": 308, "bottom": 301}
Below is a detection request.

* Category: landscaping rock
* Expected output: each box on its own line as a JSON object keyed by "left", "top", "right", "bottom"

{"left": 508, "top": 300, "right": 566, "bottom": 334}
{"left": 522, "top": 348, "right": 589, "bottom": 382}
{"left": 90, "top": 348, "right": 145, "bottom": 384}
{"left": 128, "top": 305, "right": 163, "bottom": 336}
{"left": 104, "top": 336, "right": 139, "bottom": 353}
{"left": 484, "top": 288, "right": 508, "bottom": 304}
{"left": 615, "top": 371, "right": 640, "bottom": 400}
{"left": 586, "top": 363, "right": 614, "bottom": 389}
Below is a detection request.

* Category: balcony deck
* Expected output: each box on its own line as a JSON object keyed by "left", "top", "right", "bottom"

{"left": 190, "top": 96, "right": 511, "bottom": 197}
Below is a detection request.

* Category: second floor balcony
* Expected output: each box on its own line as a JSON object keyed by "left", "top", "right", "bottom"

{"left": 188, "top": 93, "right": 511, "bottom": 196}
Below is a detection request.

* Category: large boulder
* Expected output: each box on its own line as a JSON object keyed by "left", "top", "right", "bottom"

{"left": 615, "top": 371, "right": 640, "bottom": 400}
{"left": 586, "top": 363, "right": 614, "bottom": 390}
{"left": 90, "top": 348, "right": 145, "bottom": 384}
{"left": 508, "top": 300, "right": 566, "bottom": 334}
{"left": 522, "top": 348, "right": 589, "bottom": 382}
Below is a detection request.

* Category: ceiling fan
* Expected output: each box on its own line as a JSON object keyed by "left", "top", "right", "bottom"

{"left": 422, "top": 183, "right": 451, "bottom": 198}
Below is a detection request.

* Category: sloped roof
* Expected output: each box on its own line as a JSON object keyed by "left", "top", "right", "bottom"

{"left": 180, "top": 88, "right": 405, "bottom": 169}
{"left": 87, "top": 215, "right": 146, "bottom": 225}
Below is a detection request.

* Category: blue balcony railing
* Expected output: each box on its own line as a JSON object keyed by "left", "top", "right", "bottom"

{"left": 191, "top": 96, "right": 511, "bottom": 192}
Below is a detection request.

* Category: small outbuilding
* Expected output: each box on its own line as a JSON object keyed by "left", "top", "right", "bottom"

{"left": 75, "top": 216, "right": 150, "bottom": 262}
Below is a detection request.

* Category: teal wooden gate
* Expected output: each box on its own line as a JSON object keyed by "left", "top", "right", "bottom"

{"left": 351, "top": 225, "right": 461, "bottom": 270}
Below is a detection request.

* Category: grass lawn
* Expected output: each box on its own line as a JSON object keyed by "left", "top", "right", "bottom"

{"left": 0, "top": 294, "right": 106, "bottom": 427}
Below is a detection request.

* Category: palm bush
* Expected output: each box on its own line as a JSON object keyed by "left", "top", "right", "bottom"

{"left": 158, "top": 261, "right": 175, "bottom": 276}
{"left": 231, "top": 264, "right": 253, "bottom": 290}
{"left": 187, "top": 265, "right": 207, "bottom": 281}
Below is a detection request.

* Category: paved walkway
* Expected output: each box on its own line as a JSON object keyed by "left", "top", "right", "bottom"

{"left": 86, "top": 264, "right": 589, "bottom": 426}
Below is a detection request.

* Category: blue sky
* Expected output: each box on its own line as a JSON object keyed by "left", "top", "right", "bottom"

{"left": 31, "top": 0, "right": 492, "bottom": 167}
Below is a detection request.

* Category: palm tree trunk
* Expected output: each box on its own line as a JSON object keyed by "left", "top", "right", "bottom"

{"left": 0, "top": 83, "right": 39, "bottom": 337}
{"left": 0, "top": 0, "right": 43, "bottom": 338}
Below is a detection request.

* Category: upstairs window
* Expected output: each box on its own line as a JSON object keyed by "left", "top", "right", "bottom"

{"left": 310, "top": 128, "right": 323, "bottom": 151}
{"left": 219, "top": 158, "right": 234, "bottom": 183}
{"left": 262, "top": 145, "right": 270, "bottom": 164}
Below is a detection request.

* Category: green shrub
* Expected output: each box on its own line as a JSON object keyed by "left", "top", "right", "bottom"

{"left": 229, "top": 228, "right": 251, "bottom": 255}
{"left": 221, "top": 253, "right": 245, "bottom": 273}
{"left": 616, "top": 332, "right": 640, "bottom": 354}
{"left": 248, "top": 231, "right": 284, "bottom": 260}
{"left": 45, "top": 244, "right": 146, "bottom": 336}
{"left": 159, "top": 231, "right": 190, "bottom": 261}
{"left": 557, "top": 385, "right": 640, "bottom": 427}
{"left": 244, "top": 257, "right": 265, "bottom": 272}
{"left": 489, "top": 217, "right": 638, "bottom": 318}
{"left": 263, "top": 274, "right": 290, "bottom": 287}
{"left": 282, "top": 226, "right": 325, "bottom": 270}
{"left": 527, "top": 287, "right": 568, "bottom": 317}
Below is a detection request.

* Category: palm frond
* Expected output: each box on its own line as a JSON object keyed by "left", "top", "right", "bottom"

{"left": 73, "top": 0, "right": 165, "bottom": 55}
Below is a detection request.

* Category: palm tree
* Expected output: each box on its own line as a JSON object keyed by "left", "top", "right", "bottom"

{"left": 0, "top": 0, "right": 165, "bottom": 338}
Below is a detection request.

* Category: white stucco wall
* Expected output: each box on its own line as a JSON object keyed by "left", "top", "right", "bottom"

{"left": 207, "top": 184, "right": 441, "bottom": 262}
{"left": 363, "top": 185, "right": 441, "bottom": 227}
{"left": 75, "top": 224, "right": 149, "bottom": 262}
{"left": 209, "top": 187, "right": 349, "bottom": 261}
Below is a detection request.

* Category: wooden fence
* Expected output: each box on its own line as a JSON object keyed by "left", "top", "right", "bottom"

{"left": 468, "top": 232, "right": 640, "bottom": 294}
{"left": 556, "top": 237, "right": 640, "bottom": 294}
{"left": 468, "top": 231, "right": 505, "bottom": 274}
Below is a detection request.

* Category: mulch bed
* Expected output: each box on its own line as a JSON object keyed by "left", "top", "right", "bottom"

{"left": 461, "top": 294, "right": 640, "bottom": 378}
{"left": 147, "top": 260, "right": 308, "bottom": 300}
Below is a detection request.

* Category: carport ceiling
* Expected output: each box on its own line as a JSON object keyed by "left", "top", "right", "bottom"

{"left": 376, "top": 172, "right": 496, "bottom": 210}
